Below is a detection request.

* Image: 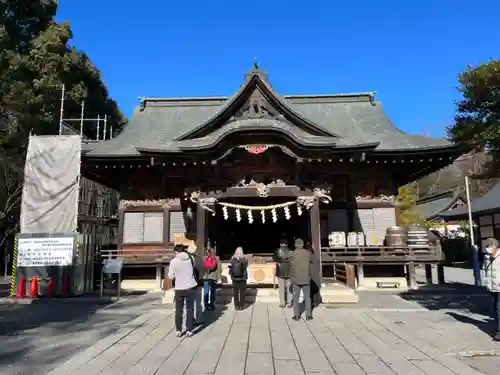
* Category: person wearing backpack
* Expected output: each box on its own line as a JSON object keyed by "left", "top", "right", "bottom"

{"left": 203, "top": 247, "right": 221, "bottom": 311}
{"left": 483, "top": 238, "right": 500, "bottom": 342}
{"left": 229, "top": 246, "right": 248, "bottom": 310}
{"left": 273, "top": 238, "right": 292, "bottom": 308}
{"left": 168, "top": 244, "right": 199, "bottom": 337}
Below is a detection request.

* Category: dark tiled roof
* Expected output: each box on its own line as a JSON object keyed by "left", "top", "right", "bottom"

{"left": 416, "top": 189, "right": 465, "bottom": 220}
{"left": 441, "top": 182, "right": 500, "bottom": 219}
{"left": 83, "top": 68, "right": 455, "bottom": 157}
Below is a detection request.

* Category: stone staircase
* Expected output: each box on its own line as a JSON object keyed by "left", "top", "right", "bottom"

{"left": 162, "top": 282, "right": 358, "bottom": 305}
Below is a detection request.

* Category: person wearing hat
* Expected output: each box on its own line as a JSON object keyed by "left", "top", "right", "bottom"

{"left": 186, "top": 243, "right": 204, "bottom": 325}
{"left": 168, "top": 244, "right": 198, "bottom": 337}
{"left": 483, "top": 238, "right": 500, "bottom": 341}
{"left": 273, "top": 237, "right": 292, "bottom": 308}
{"left": 290, "top": 238, "right": 313, "bottom": 321}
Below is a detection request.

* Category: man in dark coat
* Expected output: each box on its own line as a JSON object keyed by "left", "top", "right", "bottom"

{"left": 290, "top": 238, "right": 313, "bottom": 320}
{"left": 273, "top": 238, "right": 292, "bottom": 308}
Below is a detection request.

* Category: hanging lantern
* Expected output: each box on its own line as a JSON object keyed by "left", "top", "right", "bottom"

{"left": 297, "top": 204, "right": 302, "bottom": 216}
{"left": 261, "top": 210, "right": 266, "bottom": 223}
{"left": 248, "top": 209, "right": 253, "bottom": 223}
{"left": 223, "top": 206, "right": 229, "bottom": 220}
{"left": 272, "top": 208, "right": 278, "bottom": 223}
{"left": 284, "top": 206, "right": 291, "bottom": 220}
{"left": 236, "top": 208, "right": 241, "bottom": 222}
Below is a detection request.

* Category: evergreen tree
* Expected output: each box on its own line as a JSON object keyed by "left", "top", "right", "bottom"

{"left": 0, "top": 1, "right": 126, "bottom": 274}
{"left": 447, "top": 59, "right": 500, "bottom": 177}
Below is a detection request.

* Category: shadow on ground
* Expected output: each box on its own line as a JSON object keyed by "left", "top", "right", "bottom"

{"left": 398, "top": 282, "right": 492, "bottom": 316}
{"left": 0, "top": 292, "right": 156, "bottom": 374}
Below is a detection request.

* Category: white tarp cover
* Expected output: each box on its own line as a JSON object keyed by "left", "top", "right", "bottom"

{"left": 20, "top": 135, "right": 81, "bottom": 233}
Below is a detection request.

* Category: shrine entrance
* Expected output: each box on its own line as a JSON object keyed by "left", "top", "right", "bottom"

{"left": 208, "top": 196, "right": 310, "bottom": 261}
{"left": 195, "top": 186, "right": 322, "bottom": 289}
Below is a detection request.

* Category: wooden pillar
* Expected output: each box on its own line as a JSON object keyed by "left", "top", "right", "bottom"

{"left": 310, "top": 197, "right": 322, "bottom": 305}
{"left": 424, "top": 264, "right": 433, "bottom": 285}
{"left": 196, "top": 202, "right": 206, "bottom": 257}
{"left": 294, "top": 159, "right": 302, "bottom": 185}
{"left": 156, "top": 264, "right": 162, "bottom": 289}
{"left": 357, "top": 263, "right": 365, "bottom": 288}
{"left": 407, "top": 262, "right": 417, "bottom": 289}
{"left": 437, "top": 264, "right": 445, "bottom": 285}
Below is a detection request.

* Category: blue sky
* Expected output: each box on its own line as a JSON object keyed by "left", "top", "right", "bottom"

{"left": 55, "top": 0, "right": 500, "bottom": 138}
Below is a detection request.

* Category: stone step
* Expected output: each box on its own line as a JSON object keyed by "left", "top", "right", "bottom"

{"left": 162, "top": 283, "right": 358, "bottom": 305}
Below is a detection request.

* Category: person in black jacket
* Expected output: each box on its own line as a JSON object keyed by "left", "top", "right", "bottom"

{"left": 229, "top": 246, "right": 248, "bottom": 310}
{"left": 273, "top": 238, "right": 292, "bottom": 308}
{"left": 290, "top": 239, "right": 313, "bottom": 320}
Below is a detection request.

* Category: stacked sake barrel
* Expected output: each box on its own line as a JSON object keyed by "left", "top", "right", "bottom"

{"left": 347, "top": 232, "right": 365, "bottom": 247}
{"left": 386, "top": 227, "right": 406, "bottom": 247}
{"left": 328, "top": 232, "right": 346, "bottom": 247}
{"left": 406, "top": 225, "right": 430, "bottom": 253}
{"left": 384, "top": 225, "right": 430, "bottom": 253}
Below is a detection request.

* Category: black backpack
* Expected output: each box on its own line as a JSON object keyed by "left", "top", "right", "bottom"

{"left": 231, "top": 258, "right": 245, "bottom": 278}
{"left": 188, "top": 255, "right": 202, "bottom": 285}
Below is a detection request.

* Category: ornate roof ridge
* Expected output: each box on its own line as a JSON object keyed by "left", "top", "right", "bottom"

{"left": 138, "top": 91, "right": 377, "bottom": 105}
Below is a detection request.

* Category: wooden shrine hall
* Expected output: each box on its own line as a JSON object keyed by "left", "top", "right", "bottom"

{"left": 81, "top": 64, "right": 467, "bottom": 294}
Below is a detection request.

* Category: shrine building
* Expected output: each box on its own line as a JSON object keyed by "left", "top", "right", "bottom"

{"left": 81, "top": 64, "right": 467, "bottom": 294}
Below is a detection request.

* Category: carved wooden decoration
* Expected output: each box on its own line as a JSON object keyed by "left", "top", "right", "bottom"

{"left": 236, "top": 89, "right": 278, "bottom": 120}
{"left": 243, "top": 144, "right": 271, "bottom": 154}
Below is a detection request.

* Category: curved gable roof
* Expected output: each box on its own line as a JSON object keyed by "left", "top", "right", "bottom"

{"left": 176, "top": 65, "right": 339, "bottom": 140}
{"left": 83, "top": 66, "right": 462, "bottom": 158}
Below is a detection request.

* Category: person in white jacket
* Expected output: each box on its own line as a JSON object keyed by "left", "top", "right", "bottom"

{"left": 482, "top": 238, "right": 500, "bottom": 342}
{"left": 168, "top": 244, "right": 198, "bottom": 337}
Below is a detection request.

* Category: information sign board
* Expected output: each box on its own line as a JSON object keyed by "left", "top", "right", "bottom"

{"left": 102, "top": 259, "right": 124, "bottom": 274}
{"left": 17, "top": 236, "right": 74, "bottom": 267}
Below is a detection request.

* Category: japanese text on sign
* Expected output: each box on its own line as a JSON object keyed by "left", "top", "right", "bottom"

{"left": 17, "top": 237, "right": 74, "bottom": 267}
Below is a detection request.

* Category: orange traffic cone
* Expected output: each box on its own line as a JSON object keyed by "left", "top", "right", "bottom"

{"left": 29, "top": 275, "right": 39, "bottom": 298}
{"left": 60, "top": 277, "right": 70, "bottom": 298}
{"left": 16, "top": 275, "right": 26, "bottom": 298}
{"left": 46, "top": 279, "right": 55, "bottom": 297}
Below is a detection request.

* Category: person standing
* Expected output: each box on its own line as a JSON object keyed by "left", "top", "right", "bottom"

{"left": 168, "top": 244, "right": 198, "bottom": 337}
{"left": 229, "top": 246, "right": 248, "bottom": 310}
{"left": 483, "top": 238, "right": 500, "bottom": 341}
{"left": 186, "top": 243, "right": 204, "bottom": 325}
{"left": 203, "top": 247, "right": 221, "bottom": 311}
{"left": 273, "top": 238, "right": 292, "bottom": 308}
{"left": 290, "top": 238, "right": 313, "bottom": 321}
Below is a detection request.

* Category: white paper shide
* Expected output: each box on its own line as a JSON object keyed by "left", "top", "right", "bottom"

{"left": 17, "top": 237, "right": 75, "bottom": 267}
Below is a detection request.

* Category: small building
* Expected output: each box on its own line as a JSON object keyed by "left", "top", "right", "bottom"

{"left": 416, "top": 188, "right": 466, "bottom": 221}
{"left": 80, "top": 65, "right": 467, "bottom": 292}
{"left": 441, "top": 181, "right": 500, "bottom": 250}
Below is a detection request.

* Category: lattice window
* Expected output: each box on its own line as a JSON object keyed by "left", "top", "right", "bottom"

{"left": 123, "top": 211, "right": 164, "bottom": 244}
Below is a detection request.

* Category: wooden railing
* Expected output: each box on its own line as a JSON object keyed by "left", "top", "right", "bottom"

{"left": 321, "top": 245, "right": 443, "bottom": 263}
{"left": 330, "top": 263, "right": 356, "bottom": 289}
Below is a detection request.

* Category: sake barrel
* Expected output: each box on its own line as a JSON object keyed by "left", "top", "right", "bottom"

{"left": 386, "top": 227, "right": 406, "bottom": 247}
{"left": 356, "top": 232, "right": 365, "bottom": 246}
{"left": 407, "top": 225, "right": 429, "bottom": 252}
{"left": 328, "top": 231, "right": 346, "bottom": 247}
{"left": 365, "top": 231, "right": 383, "bottom": 246}
{"left": 347, "top": 232, "right": 358, "bottom": 247}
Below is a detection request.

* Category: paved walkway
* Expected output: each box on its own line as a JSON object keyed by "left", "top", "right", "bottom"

{"left": 39, "top": 304, "right": 495, "bottom": 375}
